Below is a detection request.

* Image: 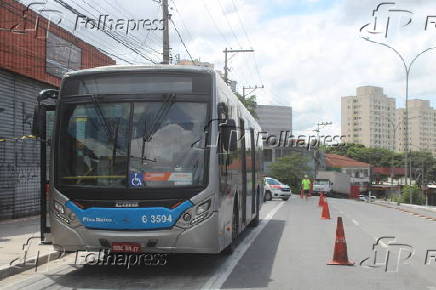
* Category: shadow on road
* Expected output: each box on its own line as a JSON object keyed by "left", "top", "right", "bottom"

{"left": 222, "top": 220, "right": 285, "bottom": 289}
{"left": 34, "top": 219, "right": 285, "bottom": 289}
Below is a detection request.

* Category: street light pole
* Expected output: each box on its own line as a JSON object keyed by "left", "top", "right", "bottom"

{"left": 361, "top": 37, "right": 436, "bottom": 205}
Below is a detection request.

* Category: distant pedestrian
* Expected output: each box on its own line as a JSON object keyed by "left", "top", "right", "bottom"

{"left": 301, "top": 175, "right": 311, "bottom": 200}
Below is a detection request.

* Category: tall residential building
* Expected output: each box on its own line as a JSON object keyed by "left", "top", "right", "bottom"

{"left": 396, "top": 100, "right": 436, "bottom": 155}
{"left": 341, "top": 86, "right": 396, "bottom": 149}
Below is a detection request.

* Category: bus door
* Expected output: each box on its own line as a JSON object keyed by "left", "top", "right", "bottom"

{"left": 32, "top": 89, "right": 57, "bottom": 243}
{"left": 239, "top": 118, "right": 247, "bottom": 225}
{"left": 250, "top": 128, "right": 256, "bottom": 215}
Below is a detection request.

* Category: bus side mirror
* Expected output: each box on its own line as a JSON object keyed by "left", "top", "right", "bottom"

{"left": 32, "top": 89, "right": 59, "bottom": 138}
{"left": 220, "top": 118, "right": 237, "bottom": 152}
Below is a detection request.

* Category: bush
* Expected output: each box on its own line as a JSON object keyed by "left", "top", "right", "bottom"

{"left": 400, "top": 185, "right": 424, "bottom": 205}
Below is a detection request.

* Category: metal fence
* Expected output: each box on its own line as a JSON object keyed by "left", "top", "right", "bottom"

{"left": 0, "top": 68, "right": 55, "bottom": 220}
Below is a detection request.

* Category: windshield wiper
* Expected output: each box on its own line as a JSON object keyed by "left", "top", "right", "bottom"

{"left": 90, "top": 94, "right": 113, "bottom": 140}
{"left": 141, "top": 93, "right": 176, "bottom": 163}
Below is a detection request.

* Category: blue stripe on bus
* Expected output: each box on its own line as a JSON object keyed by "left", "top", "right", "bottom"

{"left": 65, "top": 200, "right": 193, "bottom": 230}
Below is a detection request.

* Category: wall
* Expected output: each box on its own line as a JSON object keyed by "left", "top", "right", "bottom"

{"left": 0, "top": 0, "right": 116, "bottom": 219}
{"left": 0, "top": 0, "right": 116, "bottom": 87}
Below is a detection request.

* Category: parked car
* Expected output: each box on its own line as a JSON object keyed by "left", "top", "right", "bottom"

{"left": 264, "top": 177, "right": 292, "bottom": 201}
{"left": 358, "top": 194, "right": 376, "bottom": 202}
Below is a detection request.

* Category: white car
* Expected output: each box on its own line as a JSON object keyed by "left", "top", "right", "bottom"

{"left": 264, "top": 177, "right": 292, "bottom": 201}
{"left": 358, "top": 194, "right": 375, "bottom": 202}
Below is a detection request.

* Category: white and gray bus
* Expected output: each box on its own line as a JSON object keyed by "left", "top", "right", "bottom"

{"left": 33, "top": 65, "right": 264, "bottom": 254}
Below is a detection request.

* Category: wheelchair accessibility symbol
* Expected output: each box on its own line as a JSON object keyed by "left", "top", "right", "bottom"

{"left": 129, "top": 173, "right": 143, "bottom": 187}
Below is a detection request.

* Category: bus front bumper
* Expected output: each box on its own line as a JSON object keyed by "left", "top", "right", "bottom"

{"left": 51, "top": 212, "right": 220, "bottom": 254}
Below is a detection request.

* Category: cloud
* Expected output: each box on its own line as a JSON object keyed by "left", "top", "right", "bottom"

{"left": 18, "top": 0, "right": 436, "bottom": 136}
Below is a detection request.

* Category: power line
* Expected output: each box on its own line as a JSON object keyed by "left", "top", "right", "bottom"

{"left": 216, "top": 0, "right": 242, "bottom": 48}
{"left": 53, "top": 0, "right": 158, "bottom": 64}
{"left": 170, "top": 18, "right": 194, "bottom": 62}
{"left": 170, "top": 0, "right": 193, "bottom": 43}
{"left": 201, "top": 0, "right": 230, "bottom": 47}
{"left": 230, "top": 0, "right": 264, "bottom": 86}
{"left": 76, "top": 0, "right": 162, "bottom": 59}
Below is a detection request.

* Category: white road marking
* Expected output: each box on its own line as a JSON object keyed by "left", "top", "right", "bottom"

{"left": 351, "top": 219, "right": 359, "bottom": 226}
{"left": 201, "top": 202, "right": 285, "bottom": 290}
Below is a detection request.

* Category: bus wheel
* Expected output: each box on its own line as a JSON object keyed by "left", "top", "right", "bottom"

{"left": 222, "top": 200, "right": 239, "bottom": 255}
{"left": 264, "top": 191, "right": 272, "bottom": 202}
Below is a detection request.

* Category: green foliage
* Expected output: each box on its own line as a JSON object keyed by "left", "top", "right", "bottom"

{"left": 270, "top": 152, "right": 311, "bottom": 192}
{"left": 400, "top": 185, "right": 425, "bottom": 205}
{"left": 322, "top": 143, "right": 436, "bottom": 183}
{"left": 236, "top": 93, "right": 258, "bottom": 118}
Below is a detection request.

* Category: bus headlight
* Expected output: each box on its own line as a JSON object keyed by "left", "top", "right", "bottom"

{"left": 176, "top": 198, "right": 213, "bottom": 228}
{"left": 53, "top": 201, "right": 72, "bottom": 224}
{"left": 54, "top": 201, "right": 65, "bottom": 214}
{"left": 196, "top": 199, "right": 211, "bottom": 215}
{"left": 176, "top": 208, "right": 194, "bottom": 228}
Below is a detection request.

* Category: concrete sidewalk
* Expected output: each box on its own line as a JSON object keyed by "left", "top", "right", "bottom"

{"left": 0, "top": 216, "right": 57, "bottom": 280}
{"left": 374, "top": 200, "right": 436, "bottom": 220}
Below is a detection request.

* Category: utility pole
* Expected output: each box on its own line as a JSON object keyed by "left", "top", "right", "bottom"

{"left": 312, "top": 121, "right": 332, "bottom": 178}
{"left": 162, "top": 0, "right": 170, "bottom": 64}
{"left": 223, "top": 48, "right": 254, "bottom": 84}
{"left": 242, "top": 85, "right": 264, "bottom": 98}
{"left": 313, "top": 121, "right": 332, "bottom": 140}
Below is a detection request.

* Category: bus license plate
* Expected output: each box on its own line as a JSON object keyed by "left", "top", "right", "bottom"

{"left": 111, "top": 242, "right": 142, "bottom": 253}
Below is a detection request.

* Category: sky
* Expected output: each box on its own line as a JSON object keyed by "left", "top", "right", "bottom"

{"left": 19, "top": 0, "right": 436, "bottom": 136}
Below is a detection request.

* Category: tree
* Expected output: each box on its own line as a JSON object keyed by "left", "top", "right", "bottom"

{"left": 270, "top": 152, "right": 310, "bottom": 192}
{"left": 322, "top": 143, "right": 436, "bottom": 183}
{"left": 235, "top": 93, "right": 257, "bottom": 118}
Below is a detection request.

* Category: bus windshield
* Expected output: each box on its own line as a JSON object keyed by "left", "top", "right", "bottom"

{"left": 58, "top": 99, "right": 208, "bottom": 188}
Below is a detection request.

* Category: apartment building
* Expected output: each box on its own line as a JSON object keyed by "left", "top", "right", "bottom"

{"left": 396, "top": 100, "right": 436, "bottom": 155}
{"left": 341, "top": 86, "right": 396, "bottom": 149}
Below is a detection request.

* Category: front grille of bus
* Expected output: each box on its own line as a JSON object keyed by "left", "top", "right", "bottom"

{"left": 72, "top": 199, "right": 184, "bottom": 209}
{"left": 281, "top": 188, "right": 290, "bottom": 192}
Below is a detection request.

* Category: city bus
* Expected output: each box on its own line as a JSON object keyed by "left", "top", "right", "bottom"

{"left": 32, "top": 65, "right": 264, "bottom": 255}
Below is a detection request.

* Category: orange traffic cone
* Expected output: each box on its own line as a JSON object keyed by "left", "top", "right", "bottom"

{"left": 318, "top": 193, "right": 324, "bottom": 207}
{"left": 328, "top": 217, "right": 354, "bottom": 265}
{"left": 321, "top": 200, "right": 330, "bottom": 219}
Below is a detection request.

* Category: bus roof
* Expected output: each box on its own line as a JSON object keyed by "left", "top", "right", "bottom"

{"left": 64, "top": 64, "right": 215, "bottom": 78}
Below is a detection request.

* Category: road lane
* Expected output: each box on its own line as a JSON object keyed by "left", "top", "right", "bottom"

{"left": 223, "top": 196, "right": 436, "bottom": 290}
{"left": 2, "top": 196, "right": 436, "bottom": 290}
{"left": 0, "top": 201, "right": 284, "bottom": 290}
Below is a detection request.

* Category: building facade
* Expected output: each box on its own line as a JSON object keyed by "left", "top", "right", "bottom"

{"left": 0, "top": 0, "right": 115, "bottom": 219}
{"left": 396, "top": 100, "right": 436, "bottom": 155}
{"left": 341, "top": 86, "right": 396, "bottom": 150}
{"left": 255, "top": 105, "right": 292, "bottom": 173}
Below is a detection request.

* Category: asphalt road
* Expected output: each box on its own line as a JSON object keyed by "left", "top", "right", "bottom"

{"left": 2, "top": 196, "right": 436, "bottom": 290}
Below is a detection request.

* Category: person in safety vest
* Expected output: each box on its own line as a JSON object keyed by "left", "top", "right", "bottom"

{"left": 301, "top": 174, "right": 311, "bottom": 200}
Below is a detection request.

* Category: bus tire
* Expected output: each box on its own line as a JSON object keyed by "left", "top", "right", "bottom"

{"left": 221, "top": 199, "right": 239, "bottom": 255}
{"left": 264, "top": 191, "right": 272, "bottom": 202}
